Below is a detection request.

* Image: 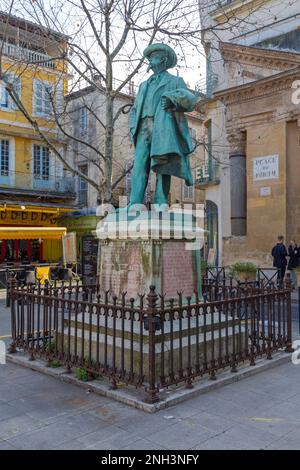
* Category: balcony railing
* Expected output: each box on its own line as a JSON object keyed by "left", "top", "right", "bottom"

{"left": 32, "top": 176, "right": 75, "bottom": 194}
{"left": 195, "top": 73, "right": 218, "bottom": 99}
{"left": 2, "top": 42, "right": 55, "bottom": 69}
{"left": 207, "top": 0, "right": 235, "bottom": 13}
{"left": 0, "top": 173, "right": 75, "bottom": 197}
{"left": 195, "top": 162, "right": 220, "bottom": 187}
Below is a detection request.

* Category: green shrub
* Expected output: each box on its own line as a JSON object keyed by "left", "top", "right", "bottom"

{"left": 48, "top": 359, "right": 62, "bottom": 368}
{"left": 231, "top": 261, "right": 257, "bottom": 273}
{"left": 230, "top": 261, "right": 257, "bottom": 279}
{"left": 74, "top": 368, "right": 89, "bottom": 382}
{"left": 43, "top": 340, "right": 56, "bottom": 352}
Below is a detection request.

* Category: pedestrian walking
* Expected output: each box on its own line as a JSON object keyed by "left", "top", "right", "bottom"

{"left": 288, "top": 240, "right": 300, "bottom": 287}
{"left": 271, "top": 235, "right": 288, "bottom": 282}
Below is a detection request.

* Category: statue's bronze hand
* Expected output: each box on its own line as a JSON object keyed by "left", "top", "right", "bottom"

{"left": 161, "top": 96, "right": 172, "bottom": 110}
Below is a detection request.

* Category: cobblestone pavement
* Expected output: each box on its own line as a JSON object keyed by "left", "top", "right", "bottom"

{"left": 1, "top": 291, "right": 300, "bottom": 450}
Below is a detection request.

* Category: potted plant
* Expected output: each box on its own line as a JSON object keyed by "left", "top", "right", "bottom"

{"left": 230, "top": 261, "right": 257, "bottom": 282}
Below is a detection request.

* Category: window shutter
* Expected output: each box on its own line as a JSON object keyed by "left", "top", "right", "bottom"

{"left": 11, "top": 75, "right": 21, "bottom": 110}
{"left": 183, "top": 182, "right": 194, "bottom": 201}
{"left": 54, "top": 150, "right": 64, "bottom": 178}
{"left": 79, "top": 107, "right": 88, "bottom": 135}
{"left": 33, "top": 79, "right": 43, "bottom": 114}
{"left": 0, "top": 140, "right": 9, "bottom": 177}
{"left": 55, "top": 79, "right": 64, "bottom": 115}
{"left": 0, "top": 81, "right": 7, "bottom": 107}
{"left": 44, "top": 83, "right": 53, "bottom": 115}
{"left": 33, "top": 144, "right": 40, "bottom": 178}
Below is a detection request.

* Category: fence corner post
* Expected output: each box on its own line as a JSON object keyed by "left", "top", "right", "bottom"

{"left": 145, "top": 285, "right": 159, "bottom": 404}
{"left": 285, "top": 284, "right": 294, "bottom": 353}
{"left": 8, "top": 282, "right": 17, "bottom": 354}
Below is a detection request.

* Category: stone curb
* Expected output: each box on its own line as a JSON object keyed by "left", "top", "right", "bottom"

{"left": 6, "top": 351, "right": 292, "bottom": 413}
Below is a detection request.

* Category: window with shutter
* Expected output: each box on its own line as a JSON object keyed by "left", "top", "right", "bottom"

{"left": 78, "top": 164, "right": 88, "bottom": 205}
{"left": 33, "top": 79, "right": 54, "bottom": 116}
{"left": 0, "top": 140, "right": 9, "bottom": 177}
{"left": 0, "top": 73, "right": 21, "bottom": 110}
{"left": 33, "top": 145, "right": 50, "bottom": 181}
{"left": 182, "top": 182, "right": 194, "bottom": 201}
{"left": 79, "top": 107, "right": 88, "bottom": 135}
{"left": 55, "top": 79, "right": 64, "bottom": 114}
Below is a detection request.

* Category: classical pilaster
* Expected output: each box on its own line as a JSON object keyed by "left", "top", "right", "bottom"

{"left": 227, "top": 132, "right": 247, "bottom": 237}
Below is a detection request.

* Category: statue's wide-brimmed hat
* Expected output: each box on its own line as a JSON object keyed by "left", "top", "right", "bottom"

{"left": 143, "top": 43, "right": 177, "bottom": 69}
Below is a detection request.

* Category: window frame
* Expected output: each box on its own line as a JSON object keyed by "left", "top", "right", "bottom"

{"left": 0, "top": 73, "right": 21, "bottom": 111}
{"left": 78, "top": 163, "right": 88, "bottom": 206}
{"left": 33, "top": 79, "right": 54, "bottom": 117}
{"left": 79, "top": 106, "right": 88, "bottom": 136}
{"left": 32, "top": 144, "right": 51, "bottom": 189}
{"left": 182, "top": 181, "right": 195, "bottom": 201}
{"left": 0, "top": 137, "right": 15, "bottom": 185}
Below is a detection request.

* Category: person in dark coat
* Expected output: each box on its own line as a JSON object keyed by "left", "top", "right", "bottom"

{"left": 288, "top": 240, "right": 300, "bottom": 287}
{"left": 271, "top": 235, "right": 288, "bottom": 281}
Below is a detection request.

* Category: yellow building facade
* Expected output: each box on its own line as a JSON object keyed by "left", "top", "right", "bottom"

{"left": 0, "top": 12, "right": 75, "bottom": 265}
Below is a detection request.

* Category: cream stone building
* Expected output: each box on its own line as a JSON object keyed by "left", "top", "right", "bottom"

{"left": 197, "top": 0, "right": 300, "bottom": 266}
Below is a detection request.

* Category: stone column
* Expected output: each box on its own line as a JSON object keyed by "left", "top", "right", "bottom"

{"left": 228, "top": 132, "right": 247, "bottom": 236}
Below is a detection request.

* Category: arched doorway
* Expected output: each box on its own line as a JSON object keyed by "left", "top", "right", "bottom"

{"left": 205, "top": 200, "right": 219, "bottom": 265}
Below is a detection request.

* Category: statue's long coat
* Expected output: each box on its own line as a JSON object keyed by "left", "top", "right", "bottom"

{"left": 129, "top": 71, "right": 197, "bottom": 186}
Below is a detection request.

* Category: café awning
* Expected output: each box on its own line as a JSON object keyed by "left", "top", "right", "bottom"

{"left": 0, "top": 227, "right": 67, "bottom": 240}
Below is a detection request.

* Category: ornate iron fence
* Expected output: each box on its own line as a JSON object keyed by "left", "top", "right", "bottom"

{"left": 9, "top": 280, "right": 293, "bottom": 403}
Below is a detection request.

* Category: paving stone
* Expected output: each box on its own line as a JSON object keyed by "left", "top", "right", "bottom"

{"left": 8, "top": 394, "right": 102, "bottom": 425}
{"left": 208, "top": 387, "right": 284, "bottom": 409}
{"left": 0, "top": 402, "right": 23, "bottom": 422}
{"left": 146, "top": 419, "right": 217, "bottom": 450}
{"left": 265, "top": 437, "right": 300, "bottom": 450}
{"left": 86, "top": 402, "right": 140, "bottom": 425}
{"left": 54, "top": 439, "right": 90, "bottom": 450}
{"left": 0, "top": 414, "right": 44, "bottom": 440}
{"left": 0, "top": 439, "right": 18, "bottom": 450}
{"left": 116, "top": 412, "right": 181, "bottom": 436}
{"left": 70, "top": 426, "right": 141, "bottom": 450}
{"left": 258, "top": 402, "right": 300, "bottom": 423}
{"left": 191, "top": 435, "right": 263, "bottom": 450}
{"left": 5, "top": 415, "right": 107, "bottom": 450}
{"left": 180, "top": 411, "right": 234, "bottom": 434}
{"left": 0, "top": 383, "right": 34, "bottom": 402}
{"left": 160, "top": 402, "right": 200, "bottom": 420}
{"left": 122, "top": 438, "right": 167, "bottom": 450}
{"left": 234, "top": 414, "right": 300, "bottom": 438}
{"left": 57, "top": 412, "right": 114, "bottom": 435}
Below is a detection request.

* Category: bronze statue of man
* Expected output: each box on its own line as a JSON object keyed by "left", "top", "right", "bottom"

{"left": 128, "top": 43, "right": 197, "bottom": 206}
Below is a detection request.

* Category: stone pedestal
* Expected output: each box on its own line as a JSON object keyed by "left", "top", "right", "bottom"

{"left": 60, "top": 312, "right": 246, "bottom": 380}
{"left": 97, "top": 210, "right": 204, "bottom": 299}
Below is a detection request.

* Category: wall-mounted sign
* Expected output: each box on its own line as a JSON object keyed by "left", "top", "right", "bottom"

{"left": 260, "top": 187, "right": 271, "bottom": 197}
{"left": 82, "top": 236, "right": 99, "bottom": 285}
{"left": 0, "top": 210, "right": 58, "bottom": 225}
{"left": 253, "top": 155, "right": 279, "bottom": 181}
